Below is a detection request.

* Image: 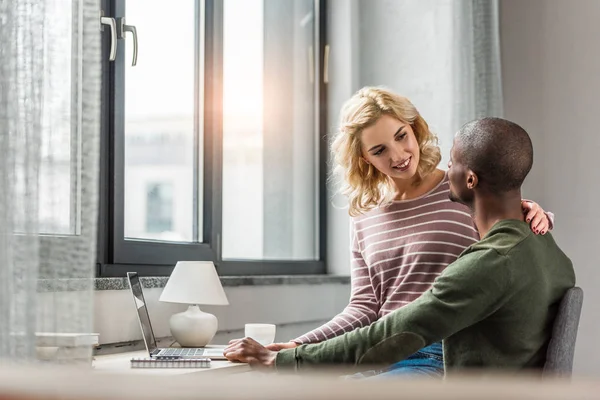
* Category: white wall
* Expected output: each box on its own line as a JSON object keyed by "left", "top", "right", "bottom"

{"left": 500, "top": 0, "right": 600, "bottom": 376}
{"left": 87, "top": 283, "right": 349, "bottom": 346}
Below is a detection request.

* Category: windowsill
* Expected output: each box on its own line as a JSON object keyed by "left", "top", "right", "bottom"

{"left": 38, "top": 275, "right": 350, "bottom": 292}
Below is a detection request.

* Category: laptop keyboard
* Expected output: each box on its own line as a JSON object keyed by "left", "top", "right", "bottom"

{"left": 159, "top": 348, "right": 204, "bottom": 357}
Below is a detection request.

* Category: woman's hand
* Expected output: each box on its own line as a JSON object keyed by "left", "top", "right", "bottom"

{"left": 521, "top": 200, "right": 550, "bottom": 235}
{"left": 265, "top": 342, "right": 298, "bottom": 351}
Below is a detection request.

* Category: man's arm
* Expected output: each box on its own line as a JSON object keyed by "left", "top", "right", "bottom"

{"left": 276, "top": 249, "right": 512, "bottom": 371}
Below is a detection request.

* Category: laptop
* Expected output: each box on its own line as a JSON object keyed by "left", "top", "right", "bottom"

{"left": 127, "top": 272, "right": 226, "bottom": 360}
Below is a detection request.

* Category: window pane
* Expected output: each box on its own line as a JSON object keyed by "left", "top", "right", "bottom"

{"left": 222, "top": 0, "right": 318, "bottom": 260}
{"left": 123, "top": 0, "right": 201, "bottom": 243}
{"left": 145, "top": 183, "right": 173, "bottom": 234}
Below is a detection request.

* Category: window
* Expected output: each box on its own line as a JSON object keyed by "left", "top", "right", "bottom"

{"left": 222, "top": 0, "right": 319, "bottom": 261}
{"left": 98, "top": 0, "right": 328, "bottom": 276}
{"left": 122, "top": 0, "right": 198, "bottom": 243}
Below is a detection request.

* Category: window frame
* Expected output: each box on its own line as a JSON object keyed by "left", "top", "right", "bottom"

{"left": 97, "top": 0, "right": 328, "bottom": 277}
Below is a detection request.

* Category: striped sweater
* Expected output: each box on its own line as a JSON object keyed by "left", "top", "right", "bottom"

{"left": 293, "top": 174, "right": 479, "bottom": 344}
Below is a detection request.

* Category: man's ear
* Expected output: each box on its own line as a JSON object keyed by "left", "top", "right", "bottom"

{"left": 466, "top": 171, "right": 478, "bottom": 189}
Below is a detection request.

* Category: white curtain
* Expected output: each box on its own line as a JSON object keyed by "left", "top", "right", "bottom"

{"left": 0, "top": 0, "right": 100, "bottom": 362}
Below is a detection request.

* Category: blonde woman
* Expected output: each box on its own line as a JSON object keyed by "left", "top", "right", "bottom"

{"left": 267, "top": 87, "right": 553, "bottom": 377}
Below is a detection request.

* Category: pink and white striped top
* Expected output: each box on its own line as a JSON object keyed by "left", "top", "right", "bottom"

{"left": 293, "top": 173, "right": 479, "bottom": 344}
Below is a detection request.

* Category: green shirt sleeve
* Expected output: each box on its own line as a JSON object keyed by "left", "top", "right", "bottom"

{"left": 276, "top": 249, "right": 513, "bottom": 371}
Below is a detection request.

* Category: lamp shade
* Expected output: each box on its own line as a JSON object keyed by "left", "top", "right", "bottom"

{"left": 159, "top": 261, "right": 229, "bottom": 306}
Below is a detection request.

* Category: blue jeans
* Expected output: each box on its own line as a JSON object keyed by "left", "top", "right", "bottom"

{"left": 375, "top": 342, "right": 444, "bottom": 379}
{"left": 345, "top": 342, "right": 444, "bottom": 380}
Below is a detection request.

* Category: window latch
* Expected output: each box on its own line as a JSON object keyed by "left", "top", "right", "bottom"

{"left": 118, "top": 18, "right": 138, "bottom": 67}
{"left": 100, "top": 11, "right": 117, "bottom": 61}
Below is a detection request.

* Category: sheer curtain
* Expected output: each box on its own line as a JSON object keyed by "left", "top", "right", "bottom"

{"left": 0, "top": 0, "right": 100, "bottom": 362}
{"left": 453, "top": 0, "right": 504, "bottom": 134}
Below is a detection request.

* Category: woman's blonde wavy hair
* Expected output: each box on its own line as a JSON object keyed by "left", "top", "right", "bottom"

{"left": 331, "top": 87, "right": 441, "bottom": 216}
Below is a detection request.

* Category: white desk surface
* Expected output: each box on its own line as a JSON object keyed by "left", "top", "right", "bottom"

{"left": 93, "top": 350, "right": 252, "bottom": 377}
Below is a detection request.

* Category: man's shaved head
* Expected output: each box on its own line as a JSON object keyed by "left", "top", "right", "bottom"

{"left": 454, "top": 117, "right": 533, "bottom": 193}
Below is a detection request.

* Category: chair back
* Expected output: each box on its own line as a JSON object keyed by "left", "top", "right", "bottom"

{"left": 543, "top": 286, "right": 584, "bottom": 376}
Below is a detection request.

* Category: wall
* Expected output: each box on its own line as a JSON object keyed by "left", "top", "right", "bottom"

{"left": 500, "top": 0, "right": 600, "bottom": 376}
{"left": 89, "top": 283, "right": 349, "bottom": 346}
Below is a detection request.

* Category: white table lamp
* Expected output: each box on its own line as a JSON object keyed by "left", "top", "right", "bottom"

{"left": 159, "top": 261, "right": 229, "bottom": 347}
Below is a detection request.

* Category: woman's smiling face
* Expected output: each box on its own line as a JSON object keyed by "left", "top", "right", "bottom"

{"left": 360, "top": 114, "right": 420, "bottom": 180}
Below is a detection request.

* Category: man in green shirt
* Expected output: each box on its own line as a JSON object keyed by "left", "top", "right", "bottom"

{"left": 224, "top": 117, "right": 575, "bottom": 375}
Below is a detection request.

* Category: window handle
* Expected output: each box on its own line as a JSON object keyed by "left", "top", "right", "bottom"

{"left": 118, "top": 18, "right": 138, "bottom": 66}
{"left": 100, "top": 15, "right": 117, "bottom": 61}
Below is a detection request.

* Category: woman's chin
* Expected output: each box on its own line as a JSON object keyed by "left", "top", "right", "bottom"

{"left": 389, "top": 166, "right": 417, "bottom": 180}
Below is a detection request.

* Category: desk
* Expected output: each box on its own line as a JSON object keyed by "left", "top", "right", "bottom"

{"left": 93, "top": 350, "right": 252, "bottom": 377}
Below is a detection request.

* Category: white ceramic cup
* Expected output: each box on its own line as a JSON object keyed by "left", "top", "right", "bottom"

{"left": 244, "top": 323, "right": 276, "bottom": 346}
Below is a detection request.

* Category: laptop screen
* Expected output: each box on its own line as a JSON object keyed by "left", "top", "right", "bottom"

{"left": 127, "top": 272, "right": 158, "bottom": 354}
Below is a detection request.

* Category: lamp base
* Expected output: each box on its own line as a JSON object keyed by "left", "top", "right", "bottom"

{"left": 169, "top": 305, "right": 217, "bottom": 347}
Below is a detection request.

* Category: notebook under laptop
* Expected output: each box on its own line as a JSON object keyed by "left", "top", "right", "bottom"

{"left": 127, "top": 272, "right": 226, "bottom": 360}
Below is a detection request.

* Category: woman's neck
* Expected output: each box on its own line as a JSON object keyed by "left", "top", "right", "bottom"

{"left": 391, "top": 169, "right": 445, "bottom": 201}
